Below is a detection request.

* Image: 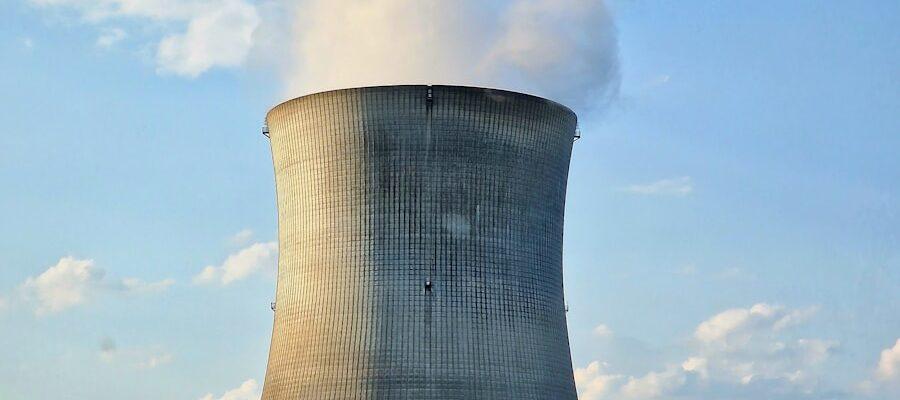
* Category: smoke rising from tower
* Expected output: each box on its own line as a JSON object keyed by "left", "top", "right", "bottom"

{"left": 269, "top": 0, "right": 619, "bottom": 110}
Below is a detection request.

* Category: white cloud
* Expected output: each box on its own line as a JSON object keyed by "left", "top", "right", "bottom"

{"left": 694, "top": 303, "right": 815, "bottom": 345}
{"left": 575, "top": 361, "right": 625, "bottom": 400}
{"left": 681, "top": 357, "right": 709, "bottom": 379}
{"left": 229, "top": 229, "right": 254, "bottom": 246}
{"left": 20, "top": 257, "right": 104, "bottom": 315}
{"left": 95, "top": 27, "right": 126, "bottom": 48}
{"left": 29, "top": 0, "right": 259, "bottom": 77}
{"left": 620, "top": 365, "right": 688, "bottom": 399}
{"left": 99, "top": 338, "right": 173, "bottom": 369}
{"left": 17, "top": 256, "right": 174, "bottom": 315}
{"left": 621, "top": 176, "right": 693, "bottom": 196}
{"left": 199, "top": 379, "right": 260, "bottom": 400}
{"left": 593, "top": 324, "right": 614, "bottom": 338}
{"left": 575, "top": 303, "right": 837, "bottom": 399}
{"left": 859, "top": 339, "right": 900, "bottom": 396}
{"left": 194, "top": 242, "right": 278, "bottom": 286}
{"left": 156, "top": 0, "right": 259, "bottom": 77}
{"left": 22, "top": 37, "right": 35, "bottom": 48}
{"left": 877, "top": 339, "right": 900, "bottom": 381}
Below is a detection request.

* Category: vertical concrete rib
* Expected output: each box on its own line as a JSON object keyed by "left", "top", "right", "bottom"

{"left": 262, "top": 85, "right": 578, "bottom": 399}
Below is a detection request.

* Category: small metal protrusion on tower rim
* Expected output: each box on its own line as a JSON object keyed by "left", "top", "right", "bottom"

{"left": 262, "top": 125, "right": 270, "bottom": 138}
{"left": 426, "top": 87, "right": 434, "bottom": 104}
{"left": 270, "top": 301, "right": 276, "bottom": 312}
{"left": 574, "top": 128, "right": 582, "bottom": 142}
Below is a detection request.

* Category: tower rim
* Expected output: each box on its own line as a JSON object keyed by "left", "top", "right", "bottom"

{"left": 265, "top": 84, "right": 576, "bottom": 126}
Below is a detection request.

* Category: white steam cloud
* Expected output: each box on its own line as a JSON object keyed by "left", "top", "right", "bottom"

{"left": 281, "top": 0, "right": 619, "bottom": 109}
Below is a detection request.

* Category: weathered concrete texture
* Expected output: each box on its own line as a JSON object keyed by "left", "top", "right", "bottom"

{"left": 262, "top": 85, "right": 578, "bottom": 399}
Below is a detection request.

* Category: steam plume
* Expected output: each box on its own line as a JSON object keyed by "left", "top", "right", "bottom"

{"left": 277, "top": 0, "right": 619, "bottom": 110}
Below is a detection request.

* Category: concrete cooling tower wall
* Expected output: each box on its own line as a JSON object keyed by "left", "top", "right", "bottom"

{"left": 261, "top": 85, "right": 578, "bottom": 399}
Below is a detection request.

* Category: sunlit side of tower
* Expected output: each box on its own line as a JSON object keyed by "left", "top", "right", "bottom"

{"left": 261, "top": 85, "right": 578, "bottom": 399}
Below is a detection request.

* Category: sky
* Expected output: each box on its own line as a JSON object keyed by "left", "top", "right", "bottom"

{"left": 1, "top": 1, "right": 899, "bottom": 399}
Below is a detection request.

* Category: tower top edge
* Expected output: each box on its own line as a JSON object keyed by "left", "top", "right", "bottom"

{"left": 265, "top": 85, "right": 576, "bottom": 124}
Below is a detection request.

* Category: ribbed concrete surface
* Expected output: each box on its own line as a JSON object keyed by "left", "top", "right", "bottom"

{"left": 261, "top": 85, "right": 577, "bottom": 399}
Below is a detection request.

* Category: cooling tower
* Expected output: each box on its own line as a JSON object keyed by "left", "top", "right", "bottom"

{"left": 261, "top": 85, "right": 578, "bottom": 399}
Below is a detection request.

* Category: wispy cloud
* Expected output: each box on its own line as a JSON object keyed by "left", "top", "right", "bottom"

{"left": 194, "top": 242, "right": 278, "bottom": 286}
{"left": 646, "top": 74, "right": 671, "bottom": 88}
{"left": 715, "top": 266, "right": 756, "bottom": 281}
{"left": 99, "top": 337, "right": 173, "bottom": 369}
{"left": 22, "top": 37, "right": 34, "bottom": 49}
{"left": 620, "top": 176, "right": 693, "bottom": 197}
{"left": 95, "top": 27, "right": 126, "bottom": 48}
{"left": 17, "top": 256, "right": 174, "bottom": 315}
{"left": 199, "top": 379, "right": 261, "bottom": 400}
{"left": 138, "top": 352, "right": 174, "bottom": 369}
{"left": 593, "top": 324, "right": 614, "bottom": 338}
{"left": 229, "top": 229, "right": 254, "bottom": 246}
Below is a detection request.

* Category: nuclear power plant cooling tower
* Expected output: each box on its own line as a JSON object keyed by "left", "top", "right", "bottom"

{"left": 261, "top": 85, "right": 579, "bottom": 399}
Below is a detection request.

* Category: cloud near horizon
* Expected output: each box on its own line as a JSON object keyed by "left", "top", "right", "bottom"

{"left": 199, "top": 379, "right": 261, "bottom": 400}
{"left": 575, "top": 303, "right": 840, "bottom": 399}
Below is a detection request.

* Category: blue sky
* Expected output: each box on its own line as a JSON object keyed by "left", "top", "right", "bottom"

{"left": 1, "top": 1, "right": 898, "bottom": 399}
